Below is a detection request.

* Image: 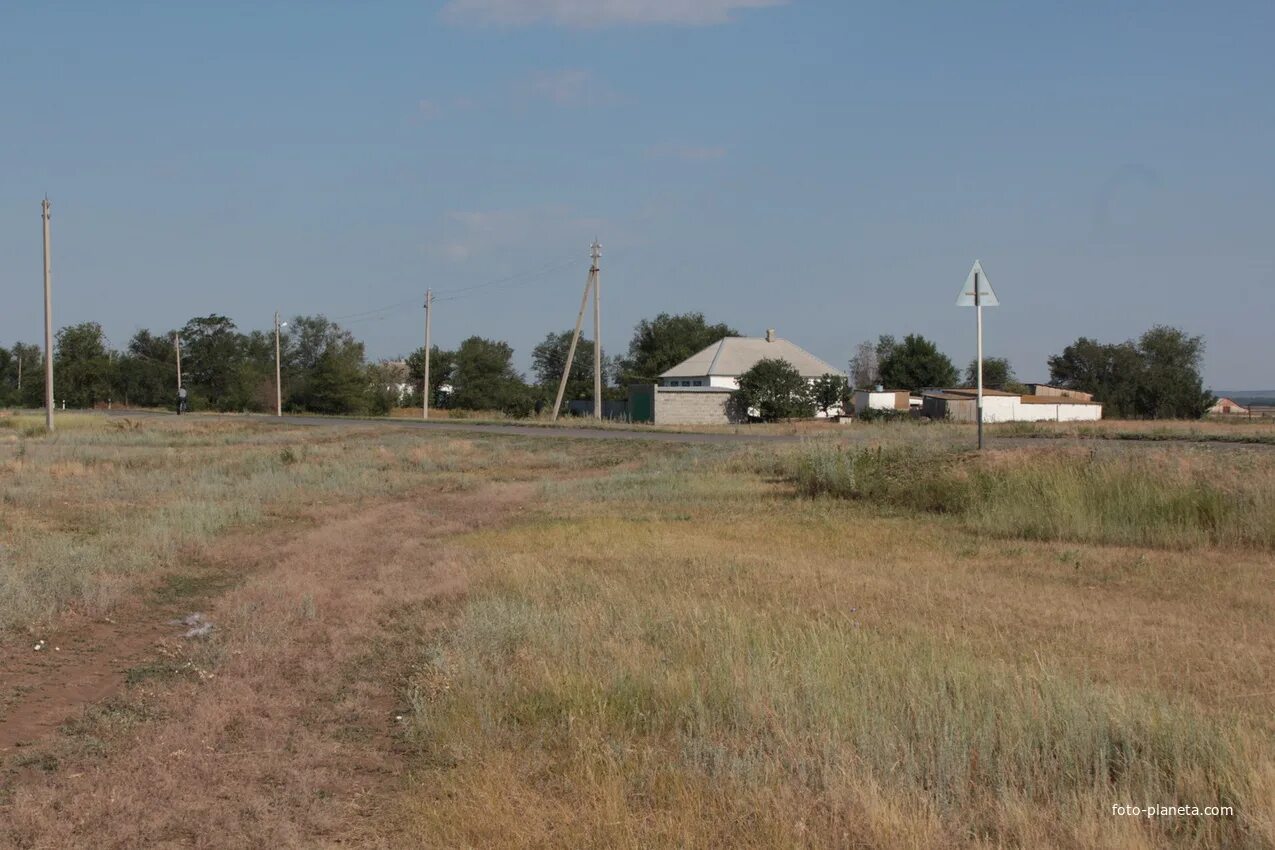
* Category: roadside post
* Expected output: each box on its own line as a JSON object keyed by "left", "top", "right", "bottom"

{"left": 956, "top": 260, "right": 999, "bottom": 450}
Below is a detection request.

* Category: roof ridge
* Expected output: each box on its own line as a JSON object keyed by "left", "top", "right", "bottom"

{"left": 705, "top": 338, "right": 728, "bottom": 375}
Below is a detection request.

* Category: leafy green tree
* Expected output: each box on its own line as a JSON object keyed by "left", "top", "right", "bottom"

{"left": 1137, "top": 326, "right": 1213, "bottom": 419}
{"left": 284, "top": 316, "right": 368, "bottom": 414}
{"left": 530, "top": 331, "right": 619, "bottom": 401}
{"left": 114, "top": 329, "right": 177, "bottom": 407}
{"left": 0, "top": 346, "right": 15, "bottom": 407}
{"left": 735, "top": 358, "right": 815, "bottom": 422}
{"left": 963, "top": 356, "right": 1015, "bottom": 390}
{"left": 406, "top": 345, "right": 456, "bottom": 409}
{"left": 1048, "top": 326, "right": 1211, "bottom": 419}
{"left": 620, "top": 312, "right": 739, "bottom": 385}
{"left": 878, "top": 334, "right": 958, "bottom": 391}
{"left": 54, "top": 322, "right": 114, "bottom": 407}
{"left": 811, "top": 373, "right": 849, "bottom": 415}
{"left": 10, "top": 343, "right": 44, "bottom": 408}
{"left": 449, "top": 336, "right": 530, "bottom": 415}
{"left": 179, "top": 315, "right": 245, "bottom": 410}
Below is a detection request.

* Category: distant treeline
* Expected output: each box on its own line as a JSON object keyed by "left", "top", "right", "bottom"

{"left": 1, "top": 315, "right": 1213, "bottom": 419}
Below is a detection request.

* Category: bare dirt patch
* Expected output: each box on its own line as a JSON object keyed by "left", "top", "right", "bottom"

{"left": 1, "top": 482, "right": 531, "bottom": 849}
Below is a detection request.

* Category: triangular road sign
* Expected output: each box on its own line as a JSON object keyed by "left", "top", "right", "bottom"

{"left": 956, "top": 260, "right": 999, "bottom": 307}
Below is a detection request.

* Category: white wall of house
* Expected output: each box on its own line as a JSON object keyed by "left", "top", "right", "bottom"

{"left": 852, "top": 391, "right": 906, "bottom": 415}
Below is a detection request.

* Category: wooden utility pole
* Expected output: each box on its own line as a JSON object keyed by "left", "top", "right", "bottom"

{"left": 422, "top": 289, "right": 432, "bottom": 419}
{"left": 41, "top": 198, "right": 54, "bottom": 432}
{"left": 591, "top": 241, "right": 602, "bottom": 419}
{"left": 551, "top": 247, "right": 598, "bottom": 421}
{"left": 274, "top": 311, "right": 284, "bottom": 417}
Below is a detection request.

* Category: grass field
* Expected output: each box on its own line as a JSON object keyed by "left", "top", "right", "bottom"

{"left": 1, "top": 414, "right": 1272, "bottom": 848}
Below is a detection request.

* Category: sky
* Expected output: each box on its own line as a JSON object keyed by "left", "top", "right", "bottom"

{"left": 2, "top": 1, "right": 1273, "bottom": 389}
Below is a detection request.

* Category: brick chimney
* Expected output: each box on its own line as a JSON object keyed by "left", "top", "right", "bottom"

{"left": 765, "top": 328, "right": 776, "bottom": 342}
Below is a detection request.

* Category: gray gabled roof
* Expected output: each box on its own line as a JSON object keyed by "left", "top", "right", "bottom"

{"left": 660, "top": 336, "right": 845, "bottom": 379}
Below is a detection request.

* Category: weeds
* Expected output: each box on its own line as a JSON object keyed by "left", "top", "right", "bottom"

{"left": 773, "top": 442, "right": 1275, "bottom": 549}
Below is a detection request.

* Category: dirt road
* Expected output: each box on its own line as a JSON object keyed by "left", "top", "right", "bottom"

{"left": 1, "top": 482, "right": 530, "bottom": 849}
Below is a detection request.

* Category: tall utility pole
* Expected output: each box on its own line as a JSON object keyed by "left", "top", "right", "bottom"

{"left": 41, "top": 198, "right": 54, "bottom": 432}
{"left": 422, "top": 289, "right": 432, "bottom": 419}
{"left": 274, "top": 311, "right": 284, "bottom": 417}
{"left": 174, "top": 332, "right": 182, "bottom": 391}
{"left": 591, "top": 240, "right": 602, "bottom": 419}
{"left": 551, "top": 244, "right": 599, "bottom": 421}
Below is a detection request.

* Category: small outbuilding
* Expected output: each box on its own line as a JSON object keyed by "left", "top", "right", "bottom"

{"left": 921, "top": 388, "right": 1102, "bottom": 422}
{"left": 852, "top": 388, "right": 911, "bottom": 415}
{"left": 1208, "top": 397, "right": 1250, "bottom": 416}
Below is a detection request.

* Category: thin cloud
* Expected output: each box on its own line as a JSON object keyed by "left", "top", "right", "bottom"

{"left": 441, "top": 0, "right": 788, "bottom": 28}
{"left": 519, "top": 69, "right": 615, "bottom": 107}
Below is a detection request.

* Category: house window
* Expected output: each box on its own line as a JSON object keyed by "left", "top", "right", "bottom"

{"left": 693, "top": 380, "right": 702, "bottom": 386}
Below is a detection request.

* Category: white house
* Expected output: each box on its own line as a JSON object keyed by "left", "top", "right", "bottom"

{"left": 659, "top": 329, "right": 844, "bottom": 390}
{"left": 637, "top": 329, "right": 845, "bottom": 424}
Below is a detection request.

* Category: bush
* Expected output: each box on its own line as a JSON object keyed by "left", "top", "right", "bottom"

{"left": 735, "top": 358, "right": 816, "bottom": 422}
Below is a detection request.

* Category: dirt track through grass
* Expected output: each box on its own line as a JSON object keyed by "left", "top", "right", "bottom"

{"left": 3, "top": 417, "right": 1273, "bottom": 849}
{"left": 2, "top": 482, "right": 532, "bottom": 848}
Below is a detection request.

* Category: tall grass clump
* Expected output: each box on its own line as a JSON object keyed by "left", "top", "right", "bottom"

{"left": 774, "top": 442, "right": 1275, "bottom": 549}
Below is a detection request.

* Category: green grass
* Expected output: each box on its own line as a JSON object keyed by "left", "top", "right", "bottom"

{"left": 772, "top": 442, "right": 1275, "bottom": 550}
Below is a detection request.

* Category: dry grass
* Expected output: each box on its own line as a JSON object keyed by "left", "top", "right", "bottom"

{"left": 2, "top": 417, "right": 1272, "bottom": 848}
{"left": 0, "top": 415, "right": 634, "bottom": 631}
{"left": 395, "top": 449, "right": 1275, "bottom": 849}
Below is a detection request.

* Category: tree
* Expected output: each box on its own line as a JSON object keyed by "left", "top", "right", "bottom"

{"left": 284, "top": 316, "right": 368, "bottom": 414}
{"left": 179, "top": 315, "right": 246, "bottom": 410}
{"left": 848, "top": 340, "right": 879, "bottom": 389}
{"left": 1048, "top": 326, "right": 1212, "bottom": 419}
{"left": 9, "top": 343, "right": 44, "bottom": 408}
{"left": 878, "top": 334, "right": 957, "bottom": 391}
{"left": 406, "top": 345, "right": 455, "bottom": 409}
{"left": 1137, "top": 326, "right": 1212, "bottom": 419}
{"left": 54, "top": 322, "right": 114, "bottom": 407}
{"left": 449, "top": 336, "right": 531, "bottom": 415}
{"left": 811, "top": 373, "right": 849, "bottom": 415}
{"left": 963, "top": 356, "right": 1015, "bottom": 391}
{"left": 113, "top": 329, "right": 177, "bottom": 408}
{"left": 735, "top": 358, "right": 815, "bottom": 422}
{"left": 620, "top": 312, "right": 739, "bottom": 385}
{"left": 530, "top": 331, "right": 619, "bottom": 401}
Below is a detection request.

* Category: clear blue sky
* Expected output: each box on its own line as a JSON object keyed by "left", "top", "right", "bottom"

{"left": 2, "top": 1, "right": 1272, "bottom": 388}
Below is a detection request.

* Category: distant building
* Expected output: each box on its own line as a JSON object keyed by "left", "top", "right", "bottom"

{"left": 921, "top": 388, "right": 1102, "bottom": 422}
{"left": 1208, "top": 397, "right": 1250, "bottom": 416}
{"left": 852, "top": 388, "right": 911, "bottom": 415}
{"left": 1024, "top": 383, "right": 1094, "bottom": 401}
{"left": 631, "top": 329, "right": 845, "bottom": 424}
{"left": 658, "top": 329, "right": 843, "bottom": 389}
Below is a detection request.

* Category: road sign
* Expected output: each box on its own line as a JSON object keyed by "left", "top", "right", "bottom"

{"left": 956, "top": 260, "right": 999, "bottom": 307}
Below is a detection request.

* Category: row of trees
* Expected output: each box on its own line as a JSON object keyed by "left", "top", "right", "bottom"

{"left": 2, "top": 312, "right": 1213, "bottom": 421}
{"left": 0, "top": 316, "right": 396, "bottom": 415}
{"left": 0, "top": 310, "right": 749, "bottom": 417}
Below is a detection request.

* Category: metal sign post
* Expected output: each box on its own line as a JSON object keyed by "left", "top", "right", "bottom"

{"left": 956, "top": 260, "right": 999, "bottom": 450}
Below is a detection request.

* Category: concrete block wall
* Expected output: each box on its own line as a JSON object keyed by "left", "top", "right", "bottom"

{"left": 653, "top": 388, "right": 743, "bottom": 425}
